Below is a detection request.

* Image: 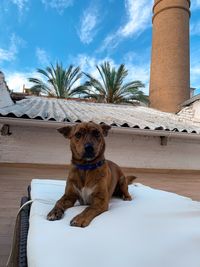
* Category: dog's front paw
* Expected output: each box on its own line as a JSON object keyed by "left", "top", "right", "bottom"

{"left": 123, "top": 195, "right": 132, "bottom": 201}
{"left": 47, "top": 207, "right": 64, "bottom": 221}
{"left": 70, "top": 215, "right": 90, "bottom": 228}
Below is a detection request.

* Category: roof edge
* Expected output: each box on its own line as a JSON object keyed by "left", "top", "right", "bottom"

{"left": 1, "top": 117, "right": 200, "bottom": 140}
{"left": 181, "top": 94, "right": 200, "bottom": 107}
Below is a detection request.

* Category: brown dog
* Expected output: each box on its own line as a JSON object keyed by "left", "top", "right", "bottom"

{"left": 47, "top": 122, "right": 136, "bottom": 227}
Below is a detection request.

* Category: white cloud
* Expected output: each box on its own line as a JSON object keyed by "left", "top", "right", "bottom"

{"left": 190, "top": 47, "right": 200, "bottom": 91}
{"left": 41, "top": 0, "right": 74, "bottom": 14}
{"left": 99, "top": 0, "right": 153, "bottom": 52}
{"left": 0, "top": 34, "right": 25, "bottom": 63}
{"left": 36, "top": 48, "right": 50, "bottom": 66}
{"left": 78, "top": 6, "right": 99, "bottom": 44}
{"left": 72, "top": 54, "right": 114, "bottom": 75}
{"left": 126, "top": 63, "right": 150, "bottom": 94}
{"left": 98, "top": 33, "right": 119, "bottom": 53}
{"left": 191, "top": 0, "right": 200, "bottom": 10}
{"left": 10, "top": 0, "right": 29, "bottom": 17}
{"left": 191, "top": 21, "right": 200, "bottom": 35}
{"left": 123, "top": 52, "right": 138, "bottom": 63}
{"left": 121, "top": 0, "right": 153, "bottom": 37}
{"left": 0, "top": 49, "right": 15, "bottom": 62}
{"left": 191, "top": 64, "right": 200, "bottom": 90}
{"left": 10, "top": 0, "right": 28, "bottom": 10}
{"left": 5, "top": 71, "right": 43, "bottom": 92}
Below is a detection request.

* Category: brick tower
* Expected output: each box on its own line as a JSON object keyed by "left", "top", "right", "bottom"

{"left": 149, "top": 0, "right": 191, "bottom": 113}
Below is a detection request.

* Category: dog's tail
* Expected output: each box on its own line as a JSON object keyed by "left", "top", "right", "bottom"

{"left": 126, "top": 175, "right": 137, "bottom": 185}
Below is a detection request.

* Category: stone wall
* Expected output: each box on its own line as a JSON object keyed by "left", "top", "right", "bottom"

{"left": 0, "top": 71, "right": 13, "bottom": 108}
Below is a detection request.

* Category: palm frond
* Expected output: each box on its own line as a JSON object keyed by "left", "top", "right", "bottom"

{"left": 28, "top": 63, "right": 83, "bottom": 98}
{"left": 82, "top": 61, "right": 146, "bottom": 104}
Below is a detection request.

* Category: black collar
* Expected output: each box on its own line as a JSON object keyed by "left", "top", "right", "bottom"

{"left": 74, "top": 159, "right": 105, "bottom": 171}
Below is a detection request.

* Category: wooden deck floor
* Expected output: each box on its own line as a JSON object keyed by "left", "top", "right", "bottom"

{"left": 0, "top": 164, "right": 200, "bottom": 267}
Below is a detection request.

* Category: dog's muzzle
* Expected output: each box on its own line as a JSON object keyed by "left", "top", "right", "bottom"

{"left": 84, "top": 143, "right": 95, "bottom": 160}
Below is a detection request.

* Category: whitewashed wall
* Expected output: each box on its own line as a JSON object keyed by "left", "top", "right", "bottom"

{"left": 193, "top": 101, "right": 200, "bottom": 121}
{"left": 1, "top": 125, "right": 200, "bottom": 170}
{"left": 178, "top": 100, "right": 200, "bottom": 124}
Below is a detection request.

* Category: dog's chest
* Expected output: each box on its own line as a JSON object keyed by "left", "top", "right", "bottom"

{"left": 75, "top": 186, "right": 95, "bottom": 205}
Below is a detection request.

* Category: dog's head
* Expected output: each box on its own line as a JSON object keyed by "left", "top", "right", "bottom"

{"left": 58, "top": 122, "right": 111, "bottom": 162}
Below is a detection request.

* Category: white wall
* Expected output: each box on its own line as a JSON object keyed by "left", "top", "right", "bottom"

{"left": 193, "top": 101, "right": 200, "bottom": 122}
{"left": 178, "top": 100, "right": 200, "bottom": 124}
{"left": 1, "top": 125, "right": 200, "bottom": 170}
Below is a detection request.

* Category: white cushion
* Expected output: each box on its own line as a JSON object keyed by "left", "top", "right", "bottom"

{"left": 27, "top": 179, "right": 200, "bottom": 267}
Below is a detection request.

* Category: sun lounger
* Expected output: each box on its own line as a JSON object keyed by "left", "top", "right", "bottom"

{"left": 8, "top": 179, "right": 200, "bottom": 267}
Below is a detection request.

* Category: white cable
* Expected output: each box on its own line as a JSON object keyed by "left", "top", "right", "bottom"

{"left": 6, "top": 198, "right": 55, "bottom": 267}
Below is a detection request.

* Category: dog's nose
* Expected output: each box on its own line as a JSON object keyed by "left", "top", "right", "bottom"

{"left": 84, "top": 143, "right": 94, "bottom": 153}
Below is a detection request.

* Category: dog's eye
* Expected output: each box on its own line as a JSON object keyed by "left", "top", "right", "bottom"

{"left": 92, "top": 130, "right": 100, "bottom": 138}
{"left": 75, "top": 132, "right": 82, "bottom": 139}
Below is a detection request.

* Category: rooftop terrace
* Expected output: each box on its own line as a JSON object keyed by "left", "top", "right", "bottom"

{"left": 1, "top": 164, "right": 200, "bottom": 267}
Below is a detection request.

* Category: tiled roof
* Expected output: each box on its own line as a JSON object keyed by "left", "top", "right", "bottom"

{"left": 1, "top": 96, "right": 200, "bottom": 134}
{"left": 181, "top": 94, "right": 200, "bottom": 107}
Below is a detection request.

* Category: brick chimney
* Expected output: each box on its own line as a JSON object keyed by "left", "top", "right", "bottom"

{"left": 149, "top": 0, "right": 191, "bottom": 113}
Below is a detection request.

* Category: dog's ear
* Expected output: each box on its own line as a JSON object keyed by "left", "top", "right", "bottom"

{"left": 100, "top": 124, "right": 111, "bottom": 137}
{"left": 57, "top": 126, "right": 73, "bottom": 138}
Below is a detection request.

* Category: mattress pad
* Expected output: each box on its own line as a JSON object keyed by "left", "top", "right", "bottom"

{"left": 27, "top": 179, "right": 200, "bottom": 267}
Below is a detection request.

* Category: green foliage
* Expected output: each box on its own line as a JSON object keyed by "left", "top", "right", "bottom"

{"left": 83, "top": 61, "right": 148, "bottom": 104}
{"left": 29, "top": 63, "right": 86, "bottom": 98}
{"left": 28, "top": 61, "right": 148, "bottom": 104}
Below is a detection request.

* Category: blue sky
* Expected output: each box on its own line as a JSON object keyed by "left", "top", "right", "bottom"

{"left": 0, "top": 0, "right": 200, "bottom": 95}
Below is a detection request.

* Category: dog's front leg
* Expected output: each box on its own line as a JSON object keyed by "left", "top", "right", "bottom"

{"left": 47, "top": 183, "right": 77, "bottom": 221}
{"left": 70, "top": 195, "right": 109, "bottom": 227}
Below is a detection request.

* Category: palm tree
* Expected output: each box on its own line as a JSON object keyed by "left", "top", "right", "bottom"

{"left": 28, "top": 63, "right": 86, "bottom": 98}
{"left": 83, "top": 61, "right": 148, "bottom": 104}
